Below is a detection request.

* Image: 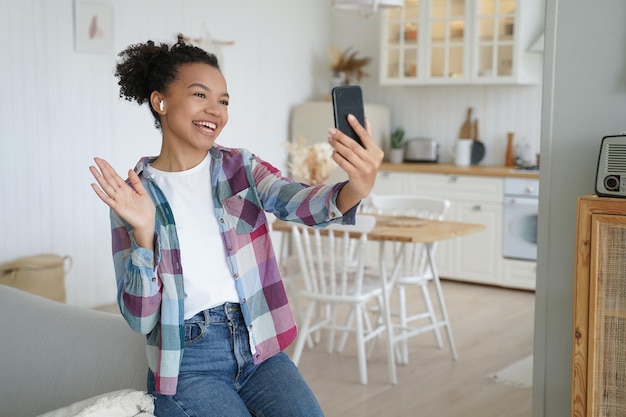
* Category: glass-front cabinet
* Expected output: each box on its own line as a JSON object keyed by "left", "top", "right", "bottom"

{"left": 381, "top": 1, "right": 421, "bottom": 80}
{"left": 429, "top": 0, "right": 467, "bottom": 81}
{"left": 380, "top": 0, "right": 544, "bottom": 85}
{"left": 475, "top": 0, "right": 516, "bottom": 79}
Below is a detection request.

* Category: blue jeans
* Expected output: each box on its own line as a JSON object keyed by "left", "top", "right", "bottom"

{"left": 147, "top": 302, "right": 324, "bottom": 417}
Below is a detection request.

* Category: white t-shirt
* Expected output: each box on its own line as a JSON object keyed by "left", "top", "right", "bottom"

{"left": 144, "top": 154, "right": 239, "bottom": 319}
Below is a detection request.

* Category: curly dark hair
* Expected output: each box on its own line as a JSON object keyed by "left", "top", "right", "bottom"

{"left": 114, "top": 33, "right": 220, "bottom": 129}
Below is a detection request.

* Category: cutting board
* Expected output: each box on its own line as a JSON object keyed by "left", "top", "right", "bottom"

{"left": 459, "top": 107, "right": 473, "bottom": 139}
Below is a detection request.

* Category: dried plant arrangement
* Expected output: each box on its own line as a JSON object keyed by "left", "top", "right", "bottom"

{"left": 285, "top": 137, "right": 337, "bottom": 185}
{"left": 328, "top": 45, "right": 371, "bottom": 84}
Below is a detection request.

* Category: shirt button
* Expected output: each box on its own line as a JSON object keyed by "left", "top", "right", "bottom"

{"left": 241, "top": 298, "right": 247, "bottom": 303}
{"left": 249, "top": 324, "right": 253, "bottom": 329}
{"left": 151, "top": 277, "right": 157, "bottom": 282}
{"left": 233, "top": 273, "right": 239, "bottom": 278}
{"left": 220, "top": 218, "right": 225, "bottom": 223}
{"left": 330, "top": 211, "right": 336, "bottom": 218}
{"left": 227, "top": 245, "right": 233, "bottom": 251}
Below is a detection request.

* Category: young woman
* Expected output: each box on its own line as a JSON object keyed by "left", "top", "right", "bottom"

{"left": 89, "top": 35, "right": 383, "bottom": 416}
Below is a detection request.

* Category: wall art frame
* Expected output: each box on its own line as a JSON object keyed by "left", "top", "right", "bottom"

{"left": 74, "top": 1, "right": 113, "bottom": 54}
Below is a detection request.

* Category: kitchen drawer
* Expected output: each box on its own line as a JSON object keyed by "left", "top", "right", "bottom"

{"left": 502, "top": 259, "right": 536, "bottom": 290}
{"left": 404, "top": 174, "right": 503, "bottom": 203}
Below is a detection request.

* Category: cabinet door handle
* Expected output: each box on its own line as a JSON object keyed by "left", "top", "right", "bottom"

{"left": 380, "top": 171, "right": 391, "bottom": 178}
{"left": 473, "top": 205, "right": 485, "bottom": 211}
{"left": 449, "top": 176, "right": 461, "bottom": 183}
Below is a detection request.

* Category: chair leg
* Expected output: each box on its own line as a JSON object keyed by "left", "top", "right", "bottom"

{"left": 397, "top": 285, "right": 409, "bottom": 365}
{"left": 327, "top": 304, "right": 338, "bottom": 353}
{"left": 420, "top": 282, "right": 444, "bottom": 349}
{"left": 312, "top": 303, "right": 326, "bottom": 345}
{"left": 366, "top": 297, "right": 385, "bottom": 358}
{"left": 355, "top": 305, "right": 368, "bottom": 385}
{"left": 337, "top": 306, "right": 355, "bottom": 353}
{"left": 432, "top": 276, "right": 458, "bottom": 360}
{"left": 423, "top": 243, "right": 458, "bottom": 361}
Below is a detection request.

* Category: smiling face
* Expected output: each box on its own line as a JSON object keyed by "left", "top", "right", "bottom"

{"left": 151, "top": 62, "right": 229, "bottom": 171}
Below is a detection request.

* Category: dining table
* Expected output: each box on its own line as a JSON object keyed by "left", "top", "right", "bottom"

{"left": 271, "top": 213, "right": 485, "bottom": 384}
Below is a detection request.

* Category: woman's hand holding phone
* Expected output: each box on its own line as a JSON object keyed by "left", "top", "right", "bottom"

{"left": 332, "top": 85, "right": 366, "bottom": 147}
{"left": 327, "top": 106, "right": 384, "bottom": 214}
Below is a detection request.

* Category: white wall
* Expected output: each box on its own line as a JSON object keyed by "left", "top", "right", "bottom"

{"left": 0, "top": 0, "right": 331, "bottom": 307}
{"left": 533, "top": 1, "right": 626, "bottom": 415}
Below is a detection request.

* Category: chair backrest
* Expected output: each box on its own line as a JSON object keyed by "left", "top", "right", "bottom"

{"left": 291, "top": 215, "right": 377, "bottom": 298}
{"left": 368, "top": 195, "right": 450, "bottom": 278}
{"left": 368, "top": 194, "right": 450, "bottom": 220}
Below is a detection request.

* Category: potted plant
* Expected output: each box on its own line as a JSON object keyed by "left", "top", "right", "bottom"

{"left": 389, "top": 127, "right": 405, "bottom": 163}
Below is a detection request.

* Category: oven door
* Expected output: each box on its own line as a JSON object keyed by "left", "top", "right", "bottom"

{"left": 503, "top": 196, "right": 538, "bottom": 261}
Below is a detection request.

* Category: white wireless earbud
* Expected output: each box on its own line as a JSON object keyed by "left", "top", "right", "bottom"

{"left": 159, "top": 100, "right": 164, "bottom": 111}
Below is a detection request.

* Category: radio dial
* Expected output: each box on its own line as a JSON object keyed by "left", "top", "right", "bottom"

{"left": 604, "top": 175, "right": 621, "bottom": 192}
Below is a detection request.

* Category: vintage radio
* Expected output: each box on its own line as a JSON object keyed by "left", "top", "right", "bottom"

{"left": 595, "top": 133, "right": 626, "bottom": 197}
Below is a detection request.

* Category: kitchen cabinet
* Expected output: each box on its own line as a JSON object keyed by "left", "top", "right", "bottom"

{"left": 368, "top": 170, "right": 412, "bottom": 195}
{"left": 448, "top": 200, "right": 502, "bottom": 283}
{"left": 572, "top": 195, "right": 626, "bottom": 416}
{"left": 379, "top": 0, "right": 544, "bottom": 85}
{"left": 373, "top": 170, "right": 504, "bottom": 286}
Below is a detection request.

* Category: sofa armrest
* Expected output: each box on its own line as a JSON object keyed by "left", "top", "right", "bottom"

{"left": 0, "top": 285, "right": 148, "bottom": 417}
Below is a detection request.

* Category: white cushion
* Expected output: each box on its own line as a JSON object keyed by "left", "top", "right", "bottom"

{"left": 37, "top": 389, "right": 154, "bottom": 417}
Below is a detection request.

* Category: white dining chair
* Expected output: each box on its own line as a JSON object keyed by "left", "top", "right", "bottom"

{"left": 289, "top": 215, "right": 389, "bottom": 385}
{"left": 369, "top": 194, "right": 457, "bottom": 365}
{"left": 277, "top": 223, "right": 358, "bottom": 347}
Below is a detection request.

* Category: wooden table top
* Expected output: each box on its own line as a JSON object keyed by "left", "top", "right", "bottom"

{"left": 271, "top": 214, "right": 485, "bottom": 244}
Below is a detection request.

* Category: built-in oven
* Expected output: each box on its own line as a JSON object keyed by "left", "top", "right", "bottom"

{"left": 503, "top": 177, "right": 539, "bottom": 261}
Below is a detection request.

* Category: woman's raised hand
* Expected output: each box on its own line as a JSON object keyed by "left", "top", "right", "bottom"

{"left": 89, "top": 158, "right": 156, "bottom": 249}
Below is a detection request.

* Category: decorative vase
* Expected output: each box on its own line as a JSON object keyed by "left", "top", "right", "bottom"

{"left": 331, "top": 72, "right": 343, "bottom": 89}
{"left": 389, "top": 148, "right": 404, "bottom": 164}
{"left": 331, "top": 71, "right": 350, "bottom": 88}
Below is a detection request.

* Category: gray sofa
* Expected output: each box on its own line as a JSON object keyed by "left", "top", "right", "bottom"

{"left": 0, "top": 285, "right": 148, "bottom": 417}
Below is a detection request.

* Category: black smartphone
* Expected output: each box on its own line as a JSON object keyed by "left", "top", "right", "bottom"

{"left": 331, "top": 85, "right": 366, "bottom": 147}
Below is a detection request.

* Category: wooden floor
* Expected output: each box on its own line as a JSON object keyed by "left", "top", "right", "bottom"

{"left": 284, "top": 280, "right": 535, "bottom": 417}
{"left": 96, "top": 280, "right": 535, "bottom": 417}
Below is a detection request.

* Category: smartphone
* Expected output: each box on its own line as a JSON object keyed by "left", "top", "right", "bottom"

{"left": 332, "top": 85, "right": 366, "bottom": 147}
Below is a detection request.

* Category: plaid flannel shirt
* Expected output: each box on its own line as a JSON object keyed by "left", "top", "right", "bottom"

{"left": 110, "top": 145, "right": 358, "bottom": 395}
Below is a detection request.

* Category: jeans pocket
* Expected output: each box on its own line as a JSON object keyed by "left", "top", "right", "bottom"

{"left": 184, "top": 322, "right": 207, "bottom": 346}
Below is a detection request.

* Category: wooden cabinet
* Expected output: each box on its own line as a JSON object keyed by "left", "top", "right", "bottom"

{"left": 572, "top": 195, "right": 626, "bottom": 416}
{"left": 372, "top": 170, "right": 504, "bottom": 285}
{"left": 379, "top": 0, "right": 544, "bottom": 85}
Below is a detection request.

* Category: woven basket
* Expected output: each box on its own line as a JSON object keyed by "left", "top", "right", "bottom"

{"left": 0, "top": 254, "right": 71, "bottom": 303}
